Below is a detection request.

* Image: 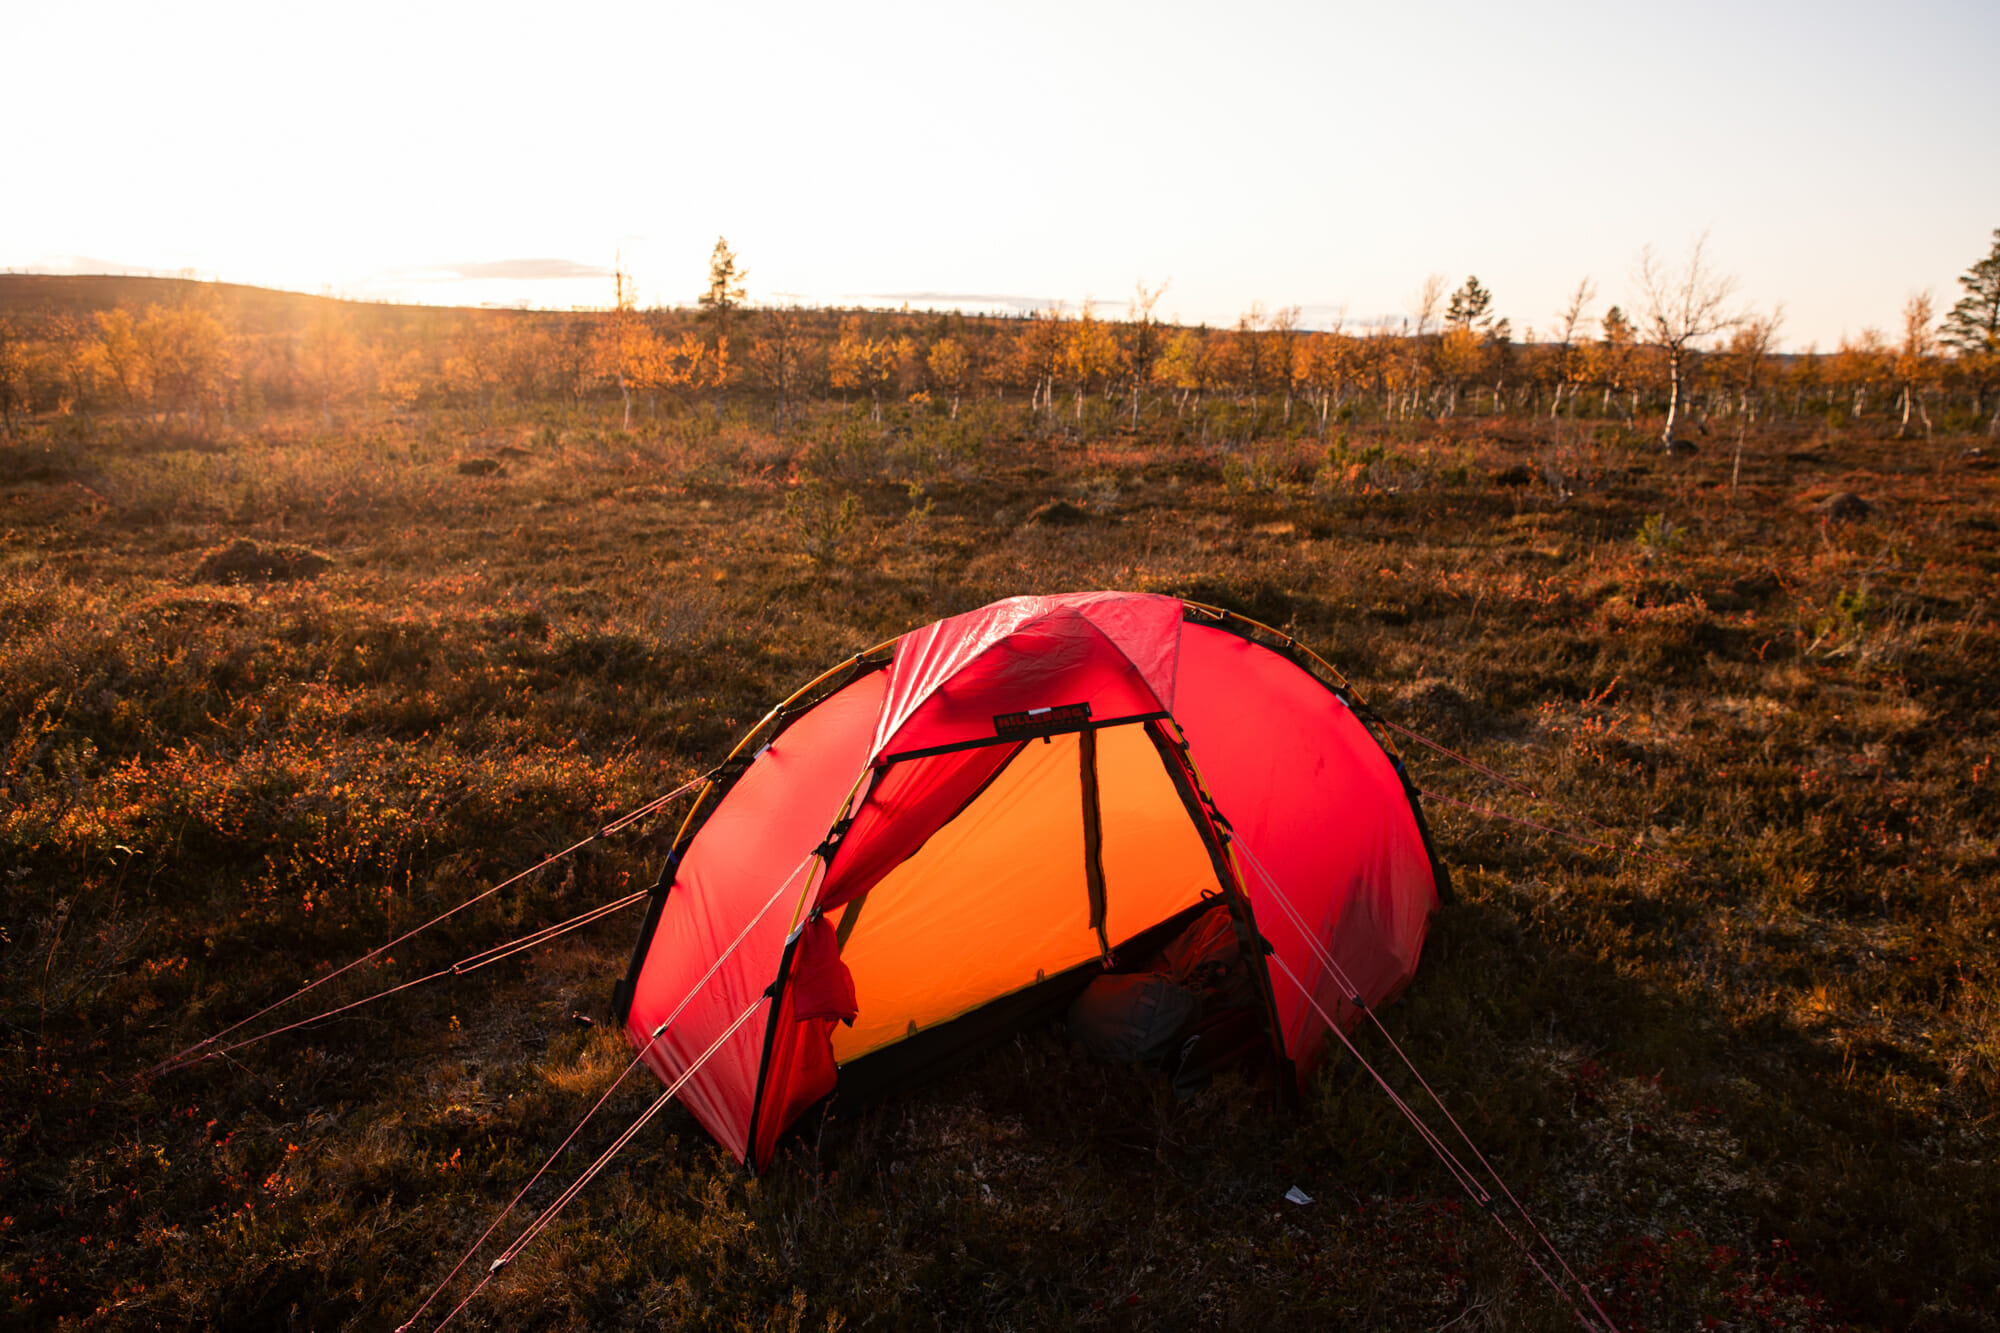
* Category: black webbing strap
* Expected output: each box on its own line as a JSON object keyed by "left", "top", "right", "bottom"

{"left": 834, "top": 892, "right": 867, "bottom": 949}
{"left": 1141, "top": 720, "right": 1295, "bottom": 1099}
{"left": 813, "top": 816, "right": 854, "bottom": 862}
{"left": 1078, "top": 727, "right": 1112, "bottom": 962}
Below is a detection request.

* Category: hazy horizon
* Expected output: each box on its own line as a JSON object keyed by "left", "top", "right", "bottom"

{"left": 8, "top": 0, "right": 1997, "bottom": 350}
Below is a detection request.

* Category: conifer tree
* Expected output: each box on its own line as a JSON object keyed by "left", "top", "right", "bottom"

{"left": 697, "top": 237, "right": 745, "bottom": 409}
{"left": 1941, "top": 228, "right": 2000, "bottom": 355}
{"left": 1445, "top": 276, "right": 1493, "bottom": 332}
{"left": 698, "top": 237, "right": 746, "bottom": 345}
{"left": 1591, "top": 306, "right": 1639, "bottom": 417}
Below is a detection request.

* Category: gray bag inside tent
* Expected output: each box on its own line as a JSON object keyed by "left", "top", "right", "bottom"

{"left": 1066, "top": 902, "right": 1266, "bottom": 1092}
{"left": 1066, "top": 971, "right": 1200, "bottom": 1065}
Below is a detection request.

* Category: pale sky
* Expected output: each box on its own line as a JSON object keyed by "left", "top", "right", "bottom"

{"left": 7, "top": 0, "right": 1997, "bottom": 350}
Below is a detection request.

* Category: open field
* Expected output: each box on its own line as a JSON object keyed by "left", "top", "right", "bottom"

{"left": 3, "top": 288, "right": 1999, "bottom": 1330}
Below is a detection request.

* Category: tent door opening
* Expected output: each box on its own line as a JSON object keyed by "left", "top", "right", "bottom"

{"left": 825, "top": 722, "right": 1230, "bottom": 1067}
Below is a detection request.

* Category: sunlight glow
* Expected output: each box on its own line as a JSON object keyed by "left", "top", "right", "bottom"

{"left": 6, "top": 0, "right": 1997, "bottom": 346}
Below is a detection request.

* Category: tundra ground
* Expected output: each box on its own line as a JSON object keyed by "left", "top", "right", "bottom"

{"left": 3, "top": 397, "right": 1996, "bottom": 1331}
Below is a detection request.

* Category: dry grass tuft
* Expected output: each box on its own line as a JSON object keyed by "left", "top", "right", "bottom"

{"left": 192, "top": 537, "right": 332, "bottom": 585}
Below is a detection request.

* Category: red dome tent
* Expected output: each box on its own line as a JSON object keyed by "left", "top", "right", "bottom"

{"left": 613, "top": 591, "right": 1448, "bottom": 1170}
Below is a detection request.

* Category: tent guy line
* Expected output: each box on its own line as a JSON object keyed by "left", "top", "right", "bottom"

{"left": 419, "top": 994, "right": 772, "bottom": 1333}
{"left": 138, "top": 773, "right": 712, "bottom": 1084}
{"left": 1370, "top": 713, "right": 1683, "bottom": 866}
{"left": 1264, "top": 946, "right": 1615, "bottom": 1333}
{"left": 1240, "top": 840, "right": 1616, "bottom": 1328}
{"left": 1370, "top": 713, "right": 1547, "bottom": 804}
{"left": 401, "top": 847, "right": 823, "bottom": 1331}
{"left": 153, "top": 888, "right": 652, "bottom": 1076}
{"left": 1417, "top": 788, "right": 1689, "bottom": 872}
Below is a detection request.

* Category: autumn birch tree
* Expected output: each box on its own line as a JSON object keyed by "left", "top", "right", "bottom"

{"left": 1062, "top": 309, "right": 1120, "bottom": 426}
{"left": 830, "top": 317, "right": 896, "bottom": 421}
{"left": 1120, "top": 281, "right": 1167, "bottom": 430}
{"left": 1219, "top": 303, "right": 1271, "bottom": 404}
{"left": 1635, "top": 234, "right": 1738, "bottom": 449}
{"left": 0, "top": 316, "right": 27, "bottom": 438}
{"left": 543, "top": 316, "right": 597, "bottom": 409}
{"left": 1264, "top": 306, "right": 1303, "bottom": 423}
{"left": 443, "top": 313, "right": 508, "bottom": 421}
{"left": 1831, "top": 331, "right": 1890, "bottom": 422}
{"left": 926, "top": 336, "right": 969, "bottom": 419}
{"left": 1895, "top": 292, "right": 1938, "bottom": 440}
{"left": 1153, "top": 329, "right": 1212, "bottom": 416}
{"left": 749, "top": 307, "right": 811, "bottom": 432}
{"left": 129, "top": 298, "right": 232, "bottom": 431}
{"left": 1407, "top": 275, "right": 1446, "bottom": 339}
{"left": 1441, "top": 276, "right": 1503, "bottom": 416}
{"left": 1548, "top": 278, "right": 1596, "bottom": 417}
{"left": 656, "top": 330, "right": 725, "bottom": 417}
{"left": 1295, "top": 322, "right": 1354, "bottom": 437}
{"left": 1010, "top": 309, "right": 1068, "bottom": 418}
{"left": 300, "top": 302, "right": 363, "bottom": 425}
{"left": 1435, "top": 326, "right": 1484, "bottom": 416}
{"left": 93, "top": 308, "right": 147, "bottom": 411}
{"left": 595, "top": 264, "right": 655, "bottom": 429}
{"left": 1716, "top": 307, "right": 1782, "bottom": 492}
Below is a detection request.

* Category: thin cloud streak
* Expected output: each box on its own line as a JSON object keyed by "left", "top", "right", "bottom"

{"left": 18, "top": 255, "right": 187, "bottom": 278}
{"left": 391, "top": 258, "right": 615, "bottom": 283}
{"left": 856, "top": 291, "right": 1059, "bottom": 313}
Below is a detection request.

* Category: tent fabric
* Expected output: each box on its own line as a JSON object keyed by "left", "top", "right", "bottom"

{"left": 870, "top": 591, "right": 1182, "bottom": 758}
{"left": 624, "top": 668, "right": 886, "bottom": 1159}
{"left": 1172, "top": 622, "right": 1437, "bottom": 1071}
{"left": 620, "top": 592, "right": 1443, "bottom": 1170}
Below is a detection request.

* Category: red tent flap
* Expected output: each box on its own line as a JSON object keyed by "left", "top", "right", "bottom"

{"left": 788, "top": 916, "right": 858, "bottom": 1025}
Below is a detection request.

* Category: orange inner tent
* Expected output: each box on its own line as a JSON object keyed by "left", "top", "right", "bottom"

{"left": 830, "top": 725, "right": 1218, "bottom": 1063}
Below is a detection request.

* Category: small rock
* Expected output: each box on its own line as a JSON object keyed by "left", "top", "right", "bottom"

{"left": 1817, "top": 491, "right": 1871, "bottom": 522}
{"left": 1398, "top": 676, "right": 1471, "bottom": 721}
{"left": 1713, "top": 568, "right": 1783, "bottom": 610}
{"left": 1665, "top": 437, "right": 1700, "bottom": 457}
{"left": 1025, "top": 498, "right": 1092, "bottom": 527}
{"left": 1491, "top": 464, "right": 1534, "bottom": 487}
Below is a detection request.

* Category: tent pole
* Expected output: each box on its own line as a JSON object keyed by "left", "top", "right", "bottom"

{"left": 1139, "top": 720, "right": 1296, "bottom": 1100}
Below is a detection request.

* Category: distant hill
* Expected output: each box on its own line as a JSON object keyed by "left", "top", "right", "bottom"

{"left": 1, "top": 274, "right": 337, "bottom": 318}
{"left": 0, "top": 274, "right": 549, "bottom": 334}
